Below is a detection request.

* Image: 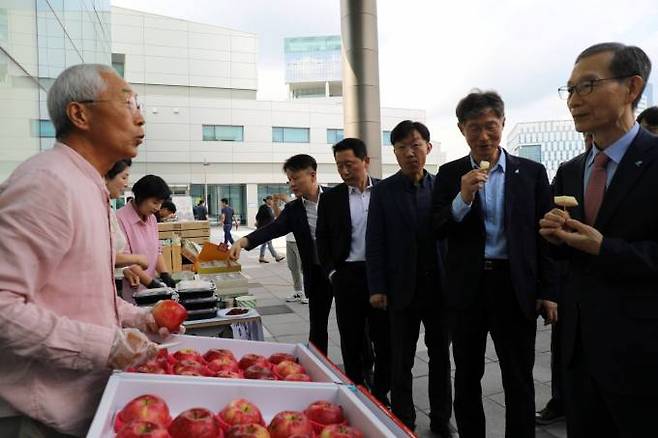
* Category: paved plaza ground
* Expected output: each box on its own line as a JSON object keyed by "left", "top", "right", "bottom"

{"left": 211, "top": 226, "right": 567, "bottom": 438}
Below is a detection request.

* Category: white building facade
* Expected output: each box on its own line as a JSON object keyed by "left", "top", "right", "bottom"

{"left": 111, "top": 7, "right": 437, "bottom": 223}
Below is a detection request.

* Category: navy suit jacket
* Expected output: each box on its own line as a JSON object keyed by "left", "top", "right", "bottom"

{"left": 365, "top": 171, "right": 446, "bottom": 311}
{"left": 551, "top": 128, "right": 658, "bottom": 395}
{"left": 431, "top": 150, "right": 556, "bottom": 320}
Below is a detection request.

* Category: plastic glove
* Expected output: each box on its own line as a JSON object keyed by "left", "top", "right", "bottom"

{"left": 159, "top": 272, "right": 176, "bottom": 288}
{"left": 107, "top": 328, "right": 158, "bottom": 370}
{"left": 122, "top": 267, "right": 140, "bottom": 288}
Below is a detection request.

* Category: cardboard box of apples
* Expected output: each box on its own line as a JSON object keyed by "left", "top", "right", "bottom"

{"left": 123, "top": 334, "right": 344, "bottom": 385}
{"left": 88, "top": 373, "right": 398, "bottom": 437}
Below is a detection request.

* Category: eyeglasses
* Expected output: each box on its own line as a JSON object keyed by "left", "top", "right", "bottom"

{"left": 78, "top": 95, "right": 143, "bottom": 113}
{"left": 393, "top": 143, "right": 425, "bottom": 152}
{"left": 558, "top": 75, "right": 633, "bottom": 100}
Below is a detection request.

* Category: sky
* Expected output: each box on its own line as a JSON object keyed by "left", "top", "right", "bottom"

{"left": 111, "top": 0, "right": 658, "bottom": 160}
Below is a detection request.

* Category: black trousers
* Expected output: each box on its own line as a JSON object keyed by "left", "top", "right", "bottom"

{"left": 307, "top": 264, "right": 334, "bottom": 355}
{"left": 550, "top": 318, "right": 563, "bottom": 403}
{"left": 332, "top": 262, "right": 391, "bottom": 402}
{"left": 452, "top": 266, "right": 536, "bottom": 438}
{"left": 565, "top": 329, "right": 658, "bottom": 438}
{"left": 388, "top": 273, "right": 452, "bottom": 429}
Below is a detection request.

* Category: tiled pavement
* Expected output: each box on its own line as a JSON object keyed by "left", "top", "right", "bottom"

{"left": 211, "top": 226, "right": 567, "bottom": 438}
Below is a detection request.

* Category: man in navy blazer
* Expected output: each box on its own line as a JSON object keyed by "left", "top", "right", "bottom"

{"left": 366, "top": 121, "right": 452, "bottom": 436}
{"left": 540, "top": 42, "right": 658, "bottom": 437}
{"left": 432, "top": 90, "right": 557, "bottom": 438}
{"left": 316, "top": 138, "right": 390, "bottom": 405}
{"left": 230, "top": 155, "right": 333, "bottom": 355}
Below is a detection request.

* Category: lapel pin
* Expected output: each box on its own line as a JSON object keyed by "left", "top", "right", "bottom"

{"left": 635, "top": 160, "right": 643, "bottom": 167}
{"left": 514, "top": 169, "right": 520, "bottom": 174}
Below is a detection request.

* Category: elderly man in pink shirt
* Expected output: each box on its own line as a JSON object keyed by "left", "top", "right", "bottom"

{"left": 0, "top": 64, "right": 174, "bottom": 437}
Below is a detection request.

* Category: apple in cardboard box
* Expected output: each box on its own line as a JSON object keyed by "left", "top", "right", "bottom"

{"left": 267, "top": 411, "right": 313, "bottom": 438}
{"left": 114, "top": 394, "right": 172, "bottom": 432}
{"left": 284, "top": 373, "right": 312, "bottom": 382}
{"left": 268, "top": 352, "right": 296, "bottom": 365}
{"left": 273, "top": 360, "right": 305, "bottom": 379}
{"left": 207, "top": 357, "right": 240, "bottom": 373}
{"left": 204, "top": 348, "right": 237, "bottom": 362}
{"left": 304, "top": 401, "right": 346, "bottom": 433}
{"left": 218, "top": 399, "right": 265, "bottom": 431}
{"left": 152, "top": 300, "right": 188, "bottom": 332}
{"left": 213, "top": 369, "right": 243, "bottom": 379}
{"left": 173, "top": 349, "right": 205, "bottom": 364}
{"left": 168, "top": 408, "right": 223, "bottom": 438}
{"left": 116, "top": 420, "right": 171, "bottom": 438}
{"left": 243, "top": 365, "right": 275, "bottom": 380}
{"left": 319, "top": 424, "right": 364, "bottom": 438}
{"left": 225, "top": 423, "right": 270, "bottom": 438}
{"left": 238, "top": 354, "right": 269, "bottom": 370}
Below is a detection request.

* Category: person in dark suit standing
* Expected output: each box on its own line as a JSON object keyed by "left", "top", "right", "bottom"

{"left": 432, "top": 90, "right": 557, "bottom": 438}
{"left": 366, "top": 121, "right": 452, "bottom": 436}
{"left": 254, "top": 195, "right": 284, "bottom": 263}
{"left": 316, "top": 138, "right": 391, "bottom": 404}
{"left": 540, "top": 42, "right": 657, "bottom": 438}
{"left": 230, "top": 155, "right": 333, "bottom": 354}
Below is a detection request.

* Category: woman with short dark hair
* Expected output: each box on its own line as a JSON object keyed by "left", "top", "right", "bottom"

{"left": 116, "top": 175, "right": 175, "bottom": 301}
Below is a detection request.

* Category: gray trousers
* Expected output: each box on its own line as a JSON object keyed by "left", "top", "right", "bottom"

{"left": 259, "top": 240, "right": 279, "bottom": 258}
{"left": 286, "top": 240, "right": 303, "bottom": 291}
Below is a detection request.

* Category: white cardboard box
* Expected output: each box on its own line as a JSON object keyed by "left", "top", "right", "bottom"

{"left": 87, "top": 374, "right": 397, "bottom": 437}
{"left": 131, "top": 334, "right": 344, "bottom": 384}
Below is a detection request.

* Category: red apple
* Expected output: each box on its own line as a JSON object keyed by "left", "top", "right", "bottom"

{"left": 273, "top": 360, "right": 305, "bottom": 378}
{"left": 173, "top": 349, "right": 205, "bottom": 364}
{"left": 226, "top": 423, "right": 270, "bottom": 438}
{"left": 284, "top": 373, "right": 312, "bottom": 382}
{"left": 114, "top": 395, "right": 171, "bottom": 432}
{"left": 243, "top": 365, "right": 275, "bottom": 380}
{"left": 207, "top": 357, "right": 240, "bottom": 373}
{"left": 267, "top": 411, "right": 313, "bottom": 438}
{"left": 204, "top": 348, "right": 236, "bottom": 362}
{"left": 116, "top": 420, "right": 171, "bottom": 438}
{"left": 304, "top": 401, "right": 346, "bottom": 433}
{"left": 268, "top": 352, "right": 296, "bottom": 365}
{"left": 129, "top": 360, "right": 168, "bottom": 375}
{"left": 168, "top": 408, "right": 223, "bottom": 438}
{"left": 213, "top": 369, "right": 243, "bottom": 379}
{"left": 218, "top": 399, "right": 265, "bottom": 431}
{"left": 319, "top": 424, "right": 363, "bottom": 438}
{"left": 152, "top": 300, "right": 188, "bottom": 332}
{"left": 238, "top": 354, "right": 270, "bottom": 370}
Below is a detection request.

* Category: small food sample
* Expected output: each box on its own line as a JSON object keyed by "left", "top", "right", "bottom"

{"left": 226, "top": 308, "right": 249, "bottom": 316}
{"left": 554, "top": 195, "right": 579, "bottom": 208}
{"left": 479, "top": 160, "right": 490, "bottom": 172}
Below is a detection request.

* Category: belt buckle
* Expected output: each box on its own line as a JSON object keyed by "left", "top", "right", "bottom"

{"left": 484, "top": 260, "right": 494, "bottom": 271}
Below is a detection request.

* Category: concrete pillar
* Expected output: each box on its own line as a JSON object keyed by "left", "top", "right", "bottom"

{"left": 246, "top": 183, "right": 259, "bottom": 228}
{"left": 340, "top": 0, "right": 382, "bottom": 178}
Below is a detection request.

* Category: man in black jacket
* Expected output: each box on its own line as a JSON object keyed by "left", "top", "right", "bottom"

{"left": 540, "top": 42, "right": 658, "bottom": 438}
{"left": 254, "top": 196, "right": 284, "bottom": 263}
{"left": 230, "top": 155, "right": 333, "bottom": 354}
{"left": 366, "top": 121, "right": 452, "bottom": 436}
{"left": 432, "top": 90, "right": 557, "bottom": 438}
{"left": 316, "top": 138, "right": 390, "bottom": 404}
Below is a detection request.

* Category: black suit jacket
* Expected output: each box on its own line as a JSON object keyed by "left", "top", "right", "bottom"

{"left": 245, "top": 190, "right": 327, "bottom": 294}
{"left": 255, "top": 204, "right": 274, "bottom": 228}
{"left": 551, "top": 128, "right": 658, "bottom": 395}
{"left": 431, "top": 150, "right": 556, "bottom": 320}
{"left": 366, "top": 171, "right": 446, "bottom": 311}
{"left": 316, "top": 179, "right": 380, "bottom": 277}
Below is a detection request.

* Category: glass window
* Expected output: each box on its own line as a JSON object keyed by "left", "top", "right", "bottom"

{"left": 518, "top": 144, "right": 541, "bottom": 163}
{"left": 272, "top": 127, "right": 310, "bottom": 143}
{"left": 382, "top": 130, "right": 392, "bottom": 146}
{"left": 112, "top": 53, "right": 125, "bottom": 78}
{"left": 202, "top": 125, "right": 244, "bottom": 141}
{"left": 202, "top": 125, "right": 215, "bottom": 141}
{"left": 34, "top": 119, "right": 56, "bottom": 138}
{"left": 326, "top": 128, "right": 343, "bottom": 144}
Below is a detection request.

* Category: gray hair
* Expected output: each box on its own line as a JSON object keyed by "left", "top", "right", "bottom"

{"left": 47, "top": 64, "right": 117, "bottom": 140}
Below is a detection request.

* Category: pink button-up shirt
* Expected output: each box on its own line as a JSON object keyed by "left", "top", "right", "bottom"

{"left": 116, "top": 202, "right": 161, "bottom": 300}
{"left": 0, "top": 143, "right": 143, "bottom": 435}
